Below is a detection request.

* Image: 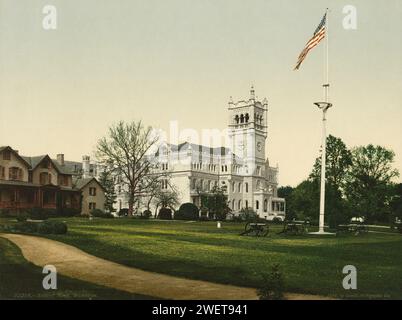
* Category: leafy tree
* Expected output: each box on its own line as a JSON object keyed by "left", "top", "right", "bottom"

{"left": 200, "top": 186, "right": 230, "bottom": 220}
{"left": 346, "top": 145, "right": 399, "bottom": 223}
{"left": 96, "top": 121, "right": 164, "bottom": 215}
{"left": 277, "top": 186, "right": 294, "bottom": 199}
{"left": 310, "top": 135, "right": 352, "bottom": 193}
{"left": 98, "top": 169, "right": 117, "bottom": 213}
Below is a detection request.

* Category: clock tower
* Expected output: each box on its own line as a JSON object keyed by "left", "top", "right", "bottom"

{"left": 228, "top": 86, "right": 268, "bottom": 175}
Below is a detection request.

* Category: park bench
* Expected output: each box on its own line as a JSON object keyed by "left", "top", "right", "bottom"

{"left": 240, "top": 222, "right": 269, "bottom": 237}
{"left": 336, "top": 223, "right": 369, "bottom": 235}
{"left": 279, "top": 220, "right": 310, "bottom": 235}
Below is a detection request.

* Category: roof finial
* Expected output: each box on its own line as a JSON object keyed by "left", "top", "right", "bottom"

{"left": 250, "top": 85, "right": 255, "bottom": 100}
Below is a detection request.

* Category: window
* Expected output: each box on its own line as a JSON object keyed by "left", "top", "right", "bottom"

{"left": 9, "top": 167, "right": 23, "bottom": 181}
{"left": 0, "top": 166, "right": 5, "bottom": 179}
{"left": 264, "top": 199, "right": 268, "bottom": 212}
{"left": 245, "top": 200, "right": 248, "bottom": 208}
{"left": 89, "top": 202, "right": 96, "bottom": 210}
{"left": 89, "top": 187, "right": 97, "bottom": 196}
{"left": 256, "top": 200, "right": 259, "bottom": 210}
{"left": 3, "top": 151, "right": 11, "bottom": 160}
{"left": 238, "top": 183, "right": 241, "bottom": 193}
{"left": 231, "top": 182, "right": 235, "bottom": 192}
{"left": 161, "top": 179, "right": 168, "bottom": 190}
{"left": 245, "top": 182, "right": 249, "bottom": 193}
{"left": 39, "top": 172, "right": 51, "bottom": 185}
{"left": 59, "top": 175, "right": 69, "bottom": 186}
{"left": 238, "top": 200, "right": 242, "bottom": 210}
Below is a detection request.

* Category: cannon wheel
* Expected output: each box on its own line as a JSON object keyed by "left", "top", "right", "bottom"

{"left": 259, "top": 224, "right": 269, "bottom": 237}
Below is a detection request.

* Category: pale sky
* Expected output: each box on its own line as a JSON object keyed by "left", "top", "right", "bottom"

{"left": 0, "top": 0, "right": 401, "bottom": 187}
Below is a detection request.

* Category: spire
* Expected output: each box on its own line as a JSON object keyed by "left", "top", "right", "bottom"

{"left": 250, "top": 85, "right": 255, "bottom": 100}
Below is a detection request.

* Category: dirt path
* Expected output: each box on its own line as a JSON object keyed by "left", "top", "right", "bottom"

{"left": 1, "top": 233, "right": 334, "bottom": 300}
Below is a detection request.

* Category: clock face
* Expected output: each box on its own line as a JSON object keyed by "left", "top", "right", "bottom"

{"left": 257, "top": 142, "right": 262, "bottom": 152}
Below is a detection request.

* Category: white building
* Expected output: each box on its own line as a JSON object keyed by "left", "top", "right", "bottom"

{"left": 115, "top": 87, "right": 286, "bottom": 220}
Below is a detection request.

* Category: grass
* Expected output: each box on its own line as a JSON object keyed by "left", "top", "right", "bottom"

{"left": 0, "top": 236, "right": 154, "bottom": 300}
{"left": 1, "top": 217, "right": 402, "bottom": 299}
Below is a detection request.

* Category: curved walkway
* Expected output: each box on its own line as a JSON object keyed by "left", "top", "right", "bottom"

{"left": 1, "top": 233, "right": 333, "bottom": 300}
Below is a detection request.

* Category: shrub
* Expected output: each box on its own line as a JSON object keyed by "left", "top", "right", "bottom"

{"left": 5, "top": 221, "right": 68, "bottom": 235}
{"left": 12, "top": 222, "right": 39, "bottom": 234}
{"left": 40, "top": 221, "right": 68, "bottom": 234}
{"left": 60, "top": 208, "right": 80, "bottom": 217}
{"left": 142, "top": 210, "right": 152, "bottom": 219}
{"left": 239, "top": 208, "right": 259, "bottom": 222}
{"left": 26, "top": 207, "right": 49, "bottom": 220}
{"left": 0, "top": 209, "right": 12, "bottom": 217}
{"left": 117, "top": 208, "right": 129, "bottom": 217}
{"left": 159, "top": 208, "right": 172, "bottom": 220}
{"left": 257, "top": 264, "right": 285, "bottom": 300}
{"left": 91, "top": 209, "right": 114, "bottom": 219}
{"left": 16, "top": 212, "right": 28, "bottom": 222}
{"left": 176, "top": 203, "right": 199, "bottom": 220}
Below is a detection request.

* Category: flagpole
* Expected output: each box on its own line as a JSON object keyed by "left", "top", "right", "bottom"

{"left": 311, "top": 8, "right": 334, "bottom": 236}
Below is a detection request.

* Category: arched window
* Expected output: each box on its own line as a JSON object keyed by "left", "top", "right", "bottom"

{"left": 245, "top": 200, "right": 248, "bottom": 208}
{"left": 235, "top": 115, "right": 239, "bottom": 124}
{"left": 232, "top": 199, "right": 235, "bottom": 210}
{"left": 256, "top": 180, "right": 261, "bottom": 190}
{"left": 225, "top": 165, "right": 228, "bottom": 172}
{"left": 245, "top": 182, "right": 248, "bottom": 193}
{"left": 240, "top": 114, "right": 244, "bottom": 123}
{"left": 245, "top": 113, "right": 249, "bottom": 122}
{"left": 231, "top": 182, "right": 235, "bottom": 192}
{"left": 191, "top": 179, "right": 196, "bottom": 190}
{"left": 264, "top": 199, "right": 268, "bottom": 212}
{"left": 256, "top": 200, "right": 259, "bottom": 210}
{"left": 238, "top": 200, "right": 242, "bottom": 210}
{"left": 238, "top": 182, "right": 241, "bottom": 193}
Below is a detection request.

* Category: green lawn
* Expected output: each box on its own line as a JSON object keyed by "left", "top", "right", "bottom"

{"left": 1, "top": 217, "right": 401, "bottom": 299}
{"left": 33, "top": 217, "right": 402, "bottom": 299}
{"left": 0, "top": 236, "right": 154, "bottom": 300}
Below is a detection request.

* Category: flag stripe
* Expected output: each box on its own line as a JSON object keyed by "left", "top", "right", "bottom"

{"left": 294, "top": 13, "right": 327, "bottom": 70}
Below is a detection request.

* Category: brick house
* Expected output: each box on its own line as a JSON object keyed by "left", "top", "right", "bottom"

{"left": 0, "top": 146, "right": 104, "bottom": 215}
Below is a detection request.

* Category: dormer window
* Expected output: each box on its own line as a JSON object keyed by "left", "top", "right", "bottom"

{"left": 3, "top": 151, "right": 11, "bottom": 160}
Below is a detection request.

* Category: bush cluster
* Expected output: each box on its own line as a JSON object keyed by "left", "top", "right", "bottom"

{"left": 159, "top": 208, "right": 173, "bottom": 220}
{"left": 90, "top": 209, "right": 114, "bottom": 219}
{"left": 1, "top": 220, "right": 68, "bottom": 235}
{"left": 174, "top": 203, "right": 199, "bottom": 220}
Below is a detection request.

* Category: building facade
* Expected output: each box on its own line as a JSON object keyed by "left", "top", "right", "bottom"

{"left": 0, "top": 146, "right": 105, "bottom": 215}
{"left": 114, "top": 87, "right": 286, "bottom": 220}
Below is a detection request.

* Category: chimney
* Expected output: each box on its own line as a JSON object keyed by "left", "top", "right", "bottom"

{"left": 57, "top": 154, "right": 65, "bottom": 166}
{"left": 82, "top": 155, "right": 90, "bottom": 178}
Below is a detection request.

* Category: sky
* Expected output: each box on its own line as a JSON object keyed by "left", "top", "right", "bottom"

{"left": 0, "top": 0, "right": 401, "bottom": 187}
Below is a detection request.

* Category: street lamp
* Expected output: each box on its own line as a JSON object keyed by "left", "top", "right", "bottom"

{"left": 309, "top": 101, "right": 335, "bottom": 235}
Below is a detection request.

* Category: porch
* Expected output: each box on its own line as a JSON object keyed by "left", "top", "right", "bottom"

{"left": 0, "top": 183, "right": 80, "bottom": 211}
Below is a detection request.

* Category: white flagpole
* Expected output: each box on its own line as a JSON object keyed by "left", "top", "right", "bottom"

{"left": 311, "top": 8, "right": 333, "bottom": 235}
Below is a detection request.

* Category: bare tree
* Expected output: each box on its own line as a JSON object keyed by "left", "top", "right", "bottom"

{"left": 152, "top": 186, "right": 180, "bottom": 218}
{"left": 96, "top": 121, "right": 163, "bottom": 215}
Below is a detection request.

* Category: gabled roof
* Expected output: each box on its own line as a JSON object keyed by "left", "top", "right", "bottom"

{"left": 72, "top": 177, "right": 106, "bottom": 192}
{"left": 0, "top": 146, "right": 32, "bottom": 168}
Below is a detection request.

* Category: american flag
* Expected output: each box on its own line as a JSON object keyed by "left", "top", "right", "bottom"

{"left": 294, "top": 13, "right": 327, "bottom": 70}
